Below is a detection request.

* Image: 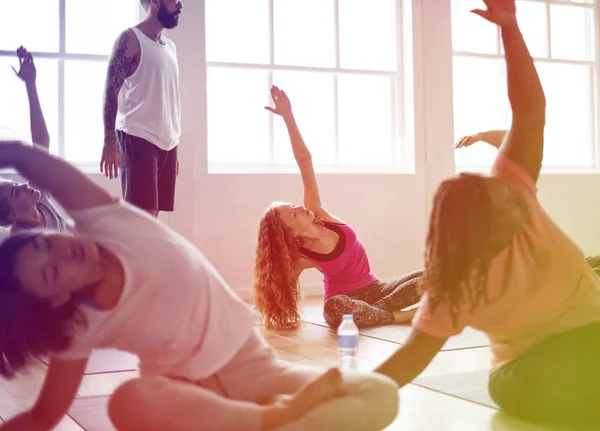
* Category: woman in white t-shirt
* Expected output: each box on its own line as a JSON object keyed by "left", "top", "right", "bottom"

{"left": 0, "top": 141, "right": 398, "bottom": 431}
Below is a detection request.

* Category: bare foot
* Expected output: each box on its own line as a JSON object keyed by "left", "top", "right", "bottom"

{"left": 260, "top": 368, "right": 344, "bottom": 430}
{"left": 393, "top": 308, "right": 416, "bottom": 324}
{"left": 288, "top": 368, "right": 344, "bottom": 412}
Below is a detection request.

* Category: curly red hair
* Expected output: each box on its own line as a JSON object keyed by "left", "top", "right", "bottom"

{"left": 253, "top": 202, "right": 304, "bottom": 329}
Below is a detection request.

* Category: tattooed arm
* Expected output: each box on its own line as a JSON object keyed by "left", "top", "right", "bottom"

{"left": 100, "top": 29, "right": 140, "bottom": 179}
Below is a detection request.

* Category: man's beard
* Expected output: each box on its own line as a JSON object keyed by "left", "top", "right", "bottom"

{"left": 158, "top": 2, "right": 180, "bottom": 29}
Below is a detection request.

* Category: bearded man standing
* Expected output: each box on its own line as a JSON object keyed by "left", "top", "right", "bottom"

{"left": 100, "top": 0, "right": 183, "bottom": 217}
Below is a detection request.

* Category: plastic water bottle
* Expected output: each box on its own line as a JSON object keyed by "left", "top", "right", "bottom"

{"left": 337, "top": 314, "right": 359, "bottom": 371}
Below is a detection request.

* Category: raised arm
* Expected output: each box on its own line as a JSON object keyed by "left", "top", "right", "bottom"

{"left": 0, "top": 357, "right": 87, "bottom": 431}
{"left": 12, "top": 47, "right": 50, "bottom": 151}
{"left": 454, "top": 129, "right": 508, "bottom": 150}
{"left": 265, "top": 86, "right": 322, "bottom": 207}
{"left": 100, "top": 29, "right": 140, "bottom": 180}
{"left": 0, "top": 141, "right": 114, "bottom": 211}
{"left": 265, "top": 86, "right": 343, "bottom": 223}
{"left": 473, "top": 0, "right": 546, "bottom": 182}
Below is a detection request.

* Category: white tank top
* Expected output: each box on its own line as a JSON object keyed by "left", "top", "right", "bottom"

{"left": 116, "top": 27, "right": 181, "bottom": 151}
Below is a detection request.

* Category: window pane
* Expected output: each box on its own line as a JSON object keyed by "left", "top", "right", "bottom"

{"left": 206, "top": 0, "right": 270, "bottom": 63}
{"left": 274, "top": 0, "right": 336, "bottom": 67}
{"left": 451, "top": 0, "right": 498, "bottom": 54}
{"left": 0, "top": 57, "right": 59, "bottom": 154}
{"left": 0, "top": 0, "right": 59, "bottom": 52}
{"left": 271, "top": 71, "right": 335, "bottom": 165}
{"left": 207, "top": 67, "right": 270, "bottom": 165}
{"left": 452, "top": 56, "right": 510, "bottom": 166}
{"left": 537, "top": 63, "right": 594, "bottom": 166}
{"left": 66, "top": 0, "right": 139, "bottom": 55}
{"left": 511, "top": 1, "right": 548, "bottom": 58}
{"left": 550, "top": 5, "right": 596, "bottom": 61}
{"left": 337, "top": 74, "right": 394, "bottom": 165}
{"left": 339, "top": 0, "right": 396, "bottom": 71}
{"left": 64, "top": 60, "right": 106, "bottom": 163}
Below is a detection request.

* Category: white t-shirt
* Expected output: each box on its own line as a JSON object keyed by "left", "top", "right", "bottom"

{"left": 52, "top": 201, "right": 257, "bottom": 381}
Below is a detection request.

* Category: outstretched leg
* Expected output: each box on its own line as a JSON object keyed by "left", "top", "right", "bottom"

{"left": 323, "top": 295, "right": 395, "bottom": 327}
{"left": 217, "top": 331, "right": 399, "bottom": 431}
{"left": 372, "top": 269, "right": 423, "bottom": 312}
{"left": 322, "top": 270, "right": 423, "bottom": 328}
{"left": 108, "top": 368, "right": 345, "bottom": 431}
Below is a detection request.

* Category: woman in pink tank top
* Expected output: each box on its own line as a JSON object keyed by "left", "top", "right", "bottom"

{"left": 252, "top": 87, "right": 422, "bottom": 330}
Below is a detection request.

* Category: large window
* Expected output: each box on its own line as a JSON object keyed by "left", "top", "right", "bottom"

{"left": 205, "top": 0, "right": 411, "bottom": 173}
{"left": 0, "top": 0, "right": 140, "bottom": 167}
{"left": 452, "top": 0, "right": 599, "bottom": 170}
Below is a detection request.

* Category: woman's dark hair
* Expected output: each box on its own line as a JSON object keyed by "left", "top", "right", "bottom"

{"left": 0, "top": 231, "right": 83, "bottom": 378}
{"left": 420, "top": 173, "right": 493, "bottom": 327}
{"left": 0, "top": 198, "right": 12, "bottom": 227}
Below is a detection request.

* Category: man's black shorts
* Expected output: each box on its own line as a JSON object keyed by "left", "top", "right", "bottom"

{"left": 117, "top": 131, "right": 177, "bottom": 212}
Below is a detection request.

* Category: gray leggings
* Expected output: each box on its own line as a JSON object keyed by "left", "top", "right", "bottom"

{"left": 322, "top": 269, "right": 423, "bottom": 328}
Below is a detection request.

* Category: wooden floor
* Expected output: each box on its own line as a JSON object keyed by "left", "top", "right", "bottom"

{"left": 0, "top": 297, "right": 583, "bottom": 430}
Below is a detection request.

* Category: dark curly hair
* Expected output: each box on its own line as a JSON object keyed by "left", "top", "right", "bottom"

{"left": 0, "top": 231, "right": 84, "bottom": 378}
{"left": 421, "top": 173, "right": 495, "bottom": 327}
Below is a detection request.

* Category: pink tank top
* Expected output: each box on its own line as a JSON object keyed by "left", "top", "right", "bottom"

{"left": 300, "top": 222, "right": 378, "bottom": 300}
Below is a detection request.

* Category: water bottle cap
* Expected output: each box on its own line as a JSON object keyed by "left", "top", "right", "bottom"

{"left": 342, "top": 314, "right": 354, "bottom": 321}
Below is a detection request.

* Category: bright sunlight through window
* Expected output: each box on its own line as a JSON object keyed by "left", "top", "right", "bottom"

{"left": 0, "top": 0, "right": 140, "bottom": 166}
{"left": 205, "top": 0, "right": 410, "bottom": 173}
{"left": 452, "top": 0, "right": 600, "bottom": 171}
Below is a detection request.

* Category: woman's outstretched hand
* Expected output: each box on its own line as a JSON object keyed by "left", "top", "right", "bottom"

{"left": 453, "top": 133, "right": 482, "bottom": 149}
{"left": 265, "top": 85, "right": 292, "bottom": 117}
{"left": 471, "top": 0, "right": 517, "bottom": 28}
{"left": 12, "top": 46, "right": 37, "bottom": 84}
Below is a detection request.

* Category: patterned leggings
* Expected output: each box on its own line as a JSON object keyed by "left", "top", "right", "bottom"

{"left": 322, "top": 269, "right": 424, "bottom": 328}
{"left": 320, "top": 258, "right": 599, "bottom": 329}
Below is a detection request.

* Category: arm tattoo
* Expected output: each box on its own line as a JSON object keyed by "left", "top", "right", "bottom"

{"left": 103, "top": 33, "right": 136, "bottom": 139}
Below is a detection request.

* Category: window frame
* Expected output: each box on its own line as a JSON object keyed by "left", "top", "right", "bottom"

{"left": 452, "top": 0, "right": 600, "bottom": 174}
{"left": 0, "top": 0, "right": 144, "bottom": 171}
{"left": 204, "top": 0, "right": 413, "bottom": 174}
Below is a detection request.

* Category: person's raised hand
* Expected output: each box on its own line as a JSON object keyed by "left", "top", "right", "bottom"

{"left": 471, "top": 0, "right": 518, "bottom": 28}
{"left": 11, "top": 46, "right": 37, "bottom": 84}
{"left": 265, "top": 85, "right": 292, "bottom": 117}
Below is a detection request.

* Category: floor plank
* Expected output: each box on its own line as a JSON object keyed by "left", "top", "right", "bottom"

{"left": 77, "top": 372, "right": 139, "bottom": 397}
